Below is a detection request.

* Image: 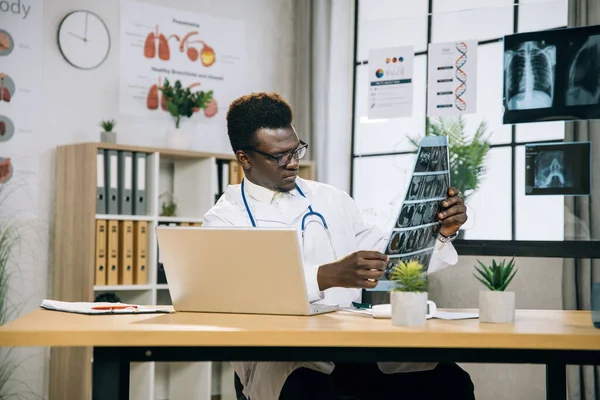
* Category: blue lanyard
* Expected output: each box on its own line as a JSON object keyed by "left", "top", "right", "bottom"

{"left": 241, "top": 179, "right": 329, "bottom": 230}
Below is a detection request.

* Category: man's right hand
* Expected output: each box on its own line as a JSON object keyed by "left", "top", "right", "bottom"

{"left": 317, "top": 250, "right": 388, "bottom": 291}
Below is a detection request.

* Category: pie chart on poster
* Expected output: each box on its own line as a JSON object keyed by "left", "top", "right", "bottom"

{"left": 0, "top": 30, "right": 14, "bottom": 56}
{"left": 0, "top": 115, "right": 15, "bottom": 142}
{"left": 0, "top": 157, "right": 13, "bottom": 184}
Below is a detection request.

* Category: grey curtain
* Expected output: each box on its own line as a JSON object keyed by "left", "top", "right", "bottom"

{"left": 563, "top": 1, "right": 600, "bottom": 399}
{"left": 292, "top": 0, "right": 314, "bottom": 161}
{"left": 292, "top": 0, "right": 331, "bottom": 179}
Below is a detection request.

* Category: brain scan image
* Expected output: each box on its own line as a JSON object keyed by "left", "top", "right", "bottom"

{"left": 505, "top": 40, "right": 556, "bottom": 110}
{"left": 396, "top": 204, "right": 415, "bottom": 228}
{"left": 566, "top": 34, "right": 600, "bottom": 106}
{"left": 415, "top": 148, "right": 432, "bottom": 173}
{"left": 534, "top": 150, "right": 571, "bottom": 189}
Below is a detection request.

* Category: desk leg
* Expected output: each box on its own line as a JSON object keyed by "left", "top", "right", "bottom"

{"left": 92, "top": 347, "right": 130, "bottom": 400}
{"left": 546, "top": 363, "right": 567, "bottom": 400}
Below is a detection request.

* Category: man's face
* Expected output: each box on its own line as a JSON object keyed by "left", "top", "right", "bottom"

{"left": 241, "top": 125, "right": 302, "bottom": 192}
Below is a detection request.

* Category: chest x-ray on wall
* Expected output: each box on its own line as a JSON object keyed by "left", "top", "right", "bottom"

{"left": 504, "top": 41, "right": 556, "bottom": 111}
{"left": 503, "top": 24, "right": 600, "bottom": 124}
{"left": 525, "top": 142, "right": 591, "bottom": 196}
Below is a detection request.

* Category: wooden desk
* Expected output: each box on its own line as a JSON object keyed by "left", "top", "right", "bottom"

{"left": 1, "top": 308, "right": 599, "bottom": 400}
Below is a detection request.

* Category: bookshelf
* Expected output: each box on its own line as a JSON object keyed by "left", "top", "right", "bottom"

{"left": 50, "top": 142, "right": 314, "bottom": 400}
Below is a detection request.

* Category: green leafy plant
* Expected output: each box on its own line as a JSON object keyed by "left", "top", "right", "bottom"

{"left": 0, "top": 184, "right": 43, "bottom": 399}
{"left": 389, "top": 260, "right": 428, "bottom": 292}
{"left": 100, "top": 119, "right": 116, "bottom": 132}
{"left": 473, "top": 258, "right": 518, "bottom": 291}
{"left": 409, "top": 115, "right": 491, "bottom": 199}
{"left": 160, "top": 202, "right": 177, "bottom": 217}
{"left": 160, "top": 78, "right": 213, "bottom": 129}
{"left": 159, "top": 191, "right": 177, "bottom": 217}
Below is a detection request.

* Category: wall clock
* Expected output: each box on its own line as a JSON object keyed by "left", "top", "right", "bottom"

{"left": 57, "top": 10, "right": 110, "bottom": 70}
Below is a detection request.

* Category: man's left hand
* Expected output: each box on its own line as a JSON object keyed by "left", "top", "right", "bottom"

{"left": 438, "top": 187, "right": 467, "bottom": 237}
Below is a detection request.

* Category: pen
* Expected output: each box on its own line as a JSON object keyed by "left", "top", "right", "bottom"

{"left": 92, "top": 305, "right": 138, "bottom": 310}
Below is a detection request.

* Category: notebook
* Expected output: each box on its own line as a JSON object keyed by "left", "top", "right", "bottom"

{"left": 40, "top": 299, "right": 174, "bottom": 315}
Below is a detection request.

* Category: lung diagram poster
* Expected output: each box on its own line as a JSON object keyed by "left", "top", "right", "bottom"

{"left": 427, "top": 40, "right": 478, "bottom": 117}
{"left": 119, "top": 0, "right": 246, "bottom": 126}
{"left": 367, "top": 46, "right": 414, "bottom": 119}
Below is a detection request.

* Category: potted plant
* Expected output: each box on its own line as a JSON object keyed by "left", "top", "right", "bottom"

{"left": 100, "top": 119, "right": 116, "bottom": 143}
{"left": 409, "top": 116, "right": 492, "bottom": 237}
{"left": 160, "top": 78, "right": 213, "bottom": 149}
{"left": 474, "top": 258, "right": 518, "bottom": 323}
{"left": 388, "top": 259, "right": 433, "bottom": 327}
{"left": 0, "top": 185, "right": 43, "bottom": 398}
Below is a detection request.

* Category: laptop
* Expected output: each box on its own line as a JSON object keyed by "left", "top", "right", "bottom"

{"left": 155, "top": 226, "right": 339, "bottom": 316}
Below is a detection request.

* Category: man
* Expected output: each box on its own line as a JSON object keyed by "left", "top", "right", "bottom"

{"left": 203, "top": 92, "right": 474, "bottom": 400}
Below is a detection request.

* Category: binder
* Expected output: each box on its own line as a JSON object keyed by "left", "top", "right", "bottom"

{"left": 105, "top": 150, "right": 119, "bottom": 214}
{"left": 133, "top": 152, "right": 147, "bottom": 215}
{"left": 106, "top": 220, "right": 119, "bottom": 285}
{"left": 156, "top": 221, "right": 174, "bottom": 284}
{"left": 118, "top": 151, "right": 133, "bottom": 215}
{"left": 119, "top": 220, "right": 134, "bottom": 284}
{"left": 96, "top": 149, "right": 107, "bottom": 214}
{"left": 133, "top": 221, "right": 148, "bottom": 284}
{"left": 94, "top": 220, "right": 107, "bottom": 285}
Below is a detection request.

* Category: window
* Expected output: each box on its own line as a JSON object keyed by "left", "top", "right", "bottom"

{"left": 432, "top": 0, "right": 514, "bottom": 43}
{"left": 351, "top": 0, "right": 571, "bottom": 244}
{"left": 358, "top": 0, "right": 429, "bottom": 57}
{"left": 461, "top": 147, "right": 512, "bottom": 240}
{"left": 517, "top": 0, "right": 568, "bottom": 33}
{"left": 352, "top": 154, "right": 416, "bottom": 234}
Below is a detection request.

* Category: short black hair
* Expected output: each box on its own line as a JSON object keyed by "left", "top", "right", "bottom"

{"left": 226, "top": 92, "right": 293, "bottom": 152}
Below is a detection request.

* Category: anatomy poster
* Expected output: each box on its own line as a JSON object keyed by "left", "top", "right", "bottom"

{"left": 0, "top": 0, "right": 43, "bottom": 154}
{"left": 119, "top": 0, "right": 246, "bottom": 126}
{"left": 0, "top": 0, "right": 43, "bottom": 217}
{"left": 367, "top": 46, "right": 414, "bottom": 119}
{"left": 370, "top": 136, "right": 450, "bottom": 291}
{"left": 427, "top": 40, "right": 478, "bottom": 117}
{"left": 525, "top": 142, "right": 591, "bottom": 196}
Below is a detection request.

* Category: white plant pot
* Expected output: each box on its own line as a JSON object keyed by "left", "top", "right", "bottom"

{"left": 479, "top": 291, "right": 515, "bottom": 323}
{"left": 165, "top": 127, "right": 191, "bottom": 149}
{"left": 390, "top": 292, "right": 435, "bottom": 327}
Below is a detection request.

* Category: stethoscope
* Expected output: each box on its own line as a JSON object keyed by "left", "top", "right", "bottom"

{"left": 241, "top": 178, "right": 338, "bottom": 260}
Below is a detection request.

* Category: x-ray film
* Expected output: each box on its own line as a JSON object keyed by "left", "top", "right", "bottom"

{"left": 503, "top": 25, "right": 600, "bottom": 124}
{"left": 369, "top": 136, "right": 450, "bottom": 291}
{"left": 525, "top": 142, "right": 591, "bottom": 196}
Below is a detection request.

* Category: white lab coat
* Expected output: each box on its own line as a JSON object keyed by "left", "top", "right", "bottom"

{"left": 203, "top": 177, "right": 459, "bottom": 400}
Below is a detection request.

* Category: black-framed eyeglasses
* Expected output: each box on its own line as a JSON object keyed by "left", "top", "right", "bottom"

{"left": 246, "top": 141, "right": 308, "bottom": 167}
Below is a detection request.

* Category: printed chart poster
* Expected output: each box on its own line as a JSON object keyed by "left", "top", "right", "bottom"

{"left": 368, "top": 46, "right": 414, "bottom": 119}
{"left": 369, "top": 136, "right": 450, "bottom": 291}
{"left": 119, "top": 0, "right": 246, "bottom": 126}
{"left": 427, "top": 40, "right": 478, "bottom": 117}
{"left": 0, "top": 0, "right": 44, "bottom": 155}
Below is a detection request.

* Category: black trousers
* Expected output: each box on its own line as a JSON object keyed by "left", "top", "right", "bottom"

{"left": 236, "top": 362, "right": 475, "bottom": 400}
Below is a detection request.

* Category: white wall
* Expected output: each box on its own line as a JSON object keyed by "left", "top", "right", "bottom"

{"left": 3, "top": 0, "right": 297, "bottom": 398}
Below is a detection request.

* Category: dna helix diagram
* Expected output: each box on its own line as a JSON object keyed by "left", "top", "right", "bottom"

{"left": 454, "top": 41, "right": 468, "bottom": 111}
